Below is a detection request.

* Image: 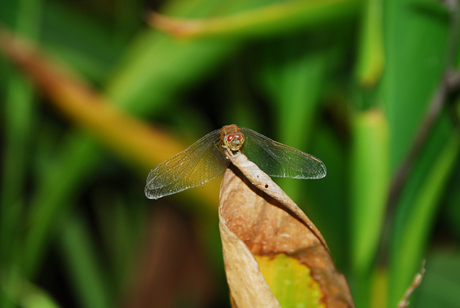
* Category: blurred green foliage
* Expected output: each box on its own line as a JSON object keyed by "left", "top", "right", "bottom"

{"left": 1, "top": 0, "right": 460, "bottom": 307}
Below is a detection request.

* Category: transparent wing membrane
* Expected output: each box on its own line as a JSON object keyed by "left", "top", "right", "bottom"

{"left": 240, "top": 127, "right": 326, "bottom": 179}
{"left": 145, "top": 129, "right": 227, "bottom": 199}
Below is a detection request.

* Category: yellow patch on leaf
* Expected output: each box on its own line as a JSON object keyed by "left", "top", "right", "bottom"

{"left": 257, "top": 254, "right": 326, "bottom": 308}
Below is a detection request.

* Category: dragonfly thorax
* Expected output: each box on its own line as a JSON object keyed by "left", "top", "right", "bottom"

{"left": 224, "top": 132, "right": 245, "bottom": 151}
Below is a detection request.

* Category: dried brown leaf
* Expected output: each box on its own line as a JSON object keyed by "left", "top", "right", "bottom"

{"left": 219, "top": 150, "right": 354, "bottom": 308}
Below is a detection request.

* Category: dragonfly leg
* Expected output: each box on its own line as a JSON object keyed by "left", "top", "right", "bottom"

{"left": 223, "top": 146, "right": 236, "bottom": 159}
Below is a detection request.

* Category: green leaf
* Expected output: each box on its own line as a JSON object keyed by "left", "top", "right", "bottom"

{"left": 22, "top": 135, "right": 103, "bottom": 277}
{"left": 0, "top": 0, "right": 41, "bottom": 294}
{"left": 349, "top": 109, "right": 389, "bottom": 308}
{"left": 1, "top": 272, "right": 61, "bottom": 308}
{"left": 150, "top": 0, "right": 362, "bottom": 40}
{"left": 350, "top": 109, "right": 389, "bottom": 274}
{"left": 355, "top": 0, "right": 384, "bottom": 87}
{"left": 59, "top": 213, "right": 113, "bottom": 308}
{"left": 257, "top": 37, "right": 331, "bottom": 200}
{"left": 389, "top": 125, "right": 460, "bottom": 308}
{"left": 378, "top": 0, "right": 449, "bottom": 170}
{"left": 18, "top": 0, "right": 243, "bottom": 278}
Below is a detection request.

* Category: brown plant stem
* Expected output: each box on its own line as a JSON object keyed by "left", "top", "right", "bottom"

{"left": 397, "top": 260, "right": 426, "bottom": 308}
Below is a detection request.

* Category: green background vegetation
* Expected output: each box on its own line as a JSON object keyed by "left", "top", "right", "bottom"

{"left": 1, "top": 0, "right": 460, "bottom": 307}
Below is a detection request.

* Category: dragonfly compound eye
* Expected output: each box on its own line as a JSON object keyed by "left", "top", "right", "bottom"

{"left": 224, "top": 132, "right": 245, "bottom": 151}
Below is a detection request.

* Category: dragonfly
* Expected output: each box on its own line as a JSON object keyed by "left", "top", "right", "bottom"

{"left": 145, "top": 124, "right": 326, "bottom": 199}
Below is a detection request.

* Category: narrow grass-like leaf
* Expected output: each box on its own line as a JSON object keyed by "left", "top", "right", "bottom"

{"left": 94, "top": 192, "right": 147, "bottom": 292}
{"left": 105, "top": 31, "right": 236, "bottom": 116}
{"left": 22, "top": 135, "right": 103, "bottom": 277}
{"left": 378, "top": 0, "right": 449, "bottom": 170}
{"left": 0, "top": 67, "right": 34, "bottom": 264}
{"left": 1, "top": 273, "right": 61, "bottom": 308}
{"left": 59, "top": 214, "right": 112, "bottom": 308}
{"left": 1, "top": 0, "right": 269, "bottom": 281}
{"left": 369, "top": 268, "right": 387, "bottom": 308}
{"left": 0, "top": 1, "right": 41, "bottom": 304}
{"left": 0, "top": 27, "right": 221, "bottom": 202}
{"left": 0, "top": 29, "right": 184, "bottom": 167}
{"left": 355, "top": 0, "right": 384, "bottom": 87}
{"left": 149, "top": 0, "right": 361, "bottom": 40}
{"left": 41, "top": 1, "right": 124, "bottom": 81}
{"left": 302, "top": 124, "right": 349, "bottom": 264}
{"left": 257, "top": 38, "right": 329, "bottom": 200}
{"left": 389, "top": 129, "right": 460, "bottom": 307}
{"left": 0, "top": 28, "right": 222, "bottom": 275}
{"left": 350, "top": 110, "right": 389, "bottom": 274}
{"left": 350, "top": 110, "right": 389, "bottom": 308}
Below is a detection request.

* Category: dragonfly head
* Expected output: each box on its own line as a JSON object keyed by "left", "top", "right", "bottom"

{"left": 224, "top": 132, "right": 245, "bottom": 151}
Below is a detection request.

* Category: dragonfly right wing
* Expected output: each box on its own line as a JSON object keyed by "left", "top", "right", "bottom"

{"left": 240, "top": 127, "right": 327, "bottom": 179}
{"left": 145, "top": 129, "right": 227, "bottom": 199}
